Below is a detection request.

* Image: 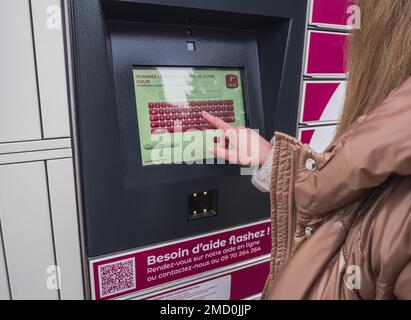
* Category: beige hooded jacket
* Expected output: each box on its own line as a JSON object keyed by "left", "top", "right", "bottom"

{"left": 262, "top": 76, "right": 411, "bottom": 300}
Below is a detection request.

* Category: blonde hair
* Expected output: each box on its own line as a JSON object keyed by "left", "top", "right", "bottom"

{"left": 335, "top": 0, "right": 411, "bottom": 138}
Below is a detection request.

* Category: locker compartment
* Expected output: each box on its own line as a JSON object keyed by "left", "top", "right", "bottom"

{"left": 305, "top": 31, "right": 348, "bottom": 77}
{"left": 0, "top": 0, "right": 42, "bottom": 143}
{"left": 299, "top": 125, "right": 337, "bottom": 153}
{"left": 300, "top": 81, "right": 346, "bottom": 124}
{"left": 31, "top": 0, "right": 71, "bottom": 139}
{"left": 0, "top": 162, "right": 58, "bottom": 300}
{"left": 309, "top": 0, "right": 353, "bottom": 28}
{"left": 46, "top": 159, "right": 84, "bottom": 300}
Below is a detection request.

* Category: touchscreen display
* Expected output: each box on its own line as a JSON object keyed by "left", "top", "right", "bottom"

{"left": 133, "top": 67, "right": 246, "bottom": 166}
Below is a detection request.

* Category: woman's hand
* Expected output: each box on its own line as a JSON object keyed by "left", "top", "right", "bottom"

{"left": 202, "top": 112, "right": 272, "bottom": 166}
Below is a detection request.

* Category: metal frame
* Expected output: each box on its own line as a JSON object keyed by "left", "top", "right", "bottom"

{"left": 62, "top": 0, "right": 91, "bottom": 300}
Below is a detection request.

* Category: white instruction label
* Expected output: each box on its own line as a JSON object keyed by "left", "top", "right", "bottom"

{"left": 150, "top": 275, "right": 231, "bottom": 300}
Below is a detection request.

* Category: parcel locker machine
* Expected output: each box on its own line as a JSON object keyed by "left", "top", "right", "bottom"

{"left": 67, "top": 0, "right": 307, "bottom": 298}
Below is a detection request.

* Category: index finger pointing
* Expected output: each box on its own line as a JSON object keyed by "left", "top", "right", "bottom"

{"left": 201, "top": 111, "right": 232, "bottom": 131}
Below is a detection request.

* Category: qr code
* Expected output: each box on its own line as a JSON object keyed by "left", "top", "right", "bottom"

{"left": 98, "top": 257, "right": 136, "bottom": 298}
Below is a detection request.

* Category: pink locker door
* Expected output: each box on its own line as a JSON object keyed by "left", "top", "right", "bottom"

{"left": 305, "top": 30, "right": 348, "bottom": 77}
{"left": 299, "top": 125, "right": 337, "bottom": 153}
{"left": 310, "top": 0, "right": 354, "bottom": 28}
{"left": 300, "top": 81, "right": 346, "bottom": 124}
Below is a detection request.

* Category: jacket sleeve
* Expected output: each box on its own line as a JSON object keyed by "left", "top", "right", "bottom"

{"left": 251, "top": 137, "right": 276, "bottom": 193}
{"left": 293, "top": 77, "right": 411, "bottom": 217}
{"left": 394, "top": 262, "right": 411, "bottom": 300}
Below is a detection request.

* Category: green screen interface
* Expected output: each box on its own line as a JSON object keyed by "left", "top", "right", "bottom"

{"left": 133, "top": 67, "right": 246, "bottom": 166}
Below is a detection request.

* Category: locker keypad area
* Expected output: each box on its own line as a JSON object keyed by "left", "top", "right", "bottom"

{"left": 148, "top": 99, "right": 236, "bottom": 134}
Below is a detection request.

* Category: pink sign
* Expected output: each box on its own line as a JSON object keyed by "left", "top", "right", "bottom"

{"left": 300, "top": 129, "right": 315, "bottom": 145}
{"left": 301, "top": 81, "right": 346, "bottom": 123}
{"left": 311, "top": 0, "right": 354, "bottom": 27}
{"left": 90, "top": 221, "right": 271, "bottom": 300}
{"left": 306, "top": 31, "right": 348, "bottom": 75}
{"left": 146, "top": 261, "right": 270, "bottom": 300}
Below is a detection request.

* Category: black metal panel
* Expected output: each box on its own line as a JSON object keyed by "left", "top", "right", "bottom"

{"left": 69, "top": 0, "right": 307, "bottom": 257}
